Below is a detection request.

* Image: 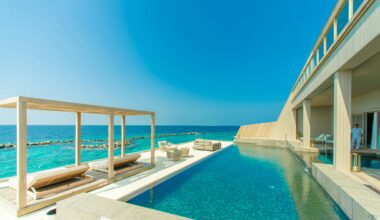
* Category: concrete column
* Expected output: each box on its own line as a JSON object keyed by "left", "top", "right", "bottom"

{"left": 303, "top": 99, "right": 311, "bottom": 148}
{"left": 333, "top": 70, "right": 352, "bottom": 173}
{"left": 16, "top": 100, "right": 27, "bottom": 210}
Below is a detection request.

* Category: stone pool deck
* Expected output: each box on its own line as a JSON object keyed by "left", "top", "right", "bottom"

{"left": 0, "top": 140, "right": 233, "bottom": 220}
{"left": 312, "top": 163, "right": 380, "bottom": 220}
{"left": 56, "top": 193, "right": 189, "bottom": 220}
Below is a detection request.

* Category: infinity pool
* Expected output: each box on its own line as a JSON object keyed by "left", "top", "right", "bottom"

{"left": 129, "top": 144, "right": 347, "bottom": 219}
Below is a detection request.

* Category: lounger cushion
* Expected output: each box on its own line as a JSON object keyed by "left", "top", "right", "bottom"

{"left": 113, "top": 153, "right": 141, "bottom": 169}
{"left": 194, "top": 139, "right": 204, "bottom": 145}
{"left": 194, "top": 139, "right": 212, "bottom": 145}
{"left": 9, "top": 164, "right": 90, "bottom": 190}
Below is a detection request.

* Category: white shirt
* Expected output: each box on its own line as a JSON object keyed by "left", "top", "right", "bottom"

{"left": 351, "top": 127, "right": 362, "bottom": 138}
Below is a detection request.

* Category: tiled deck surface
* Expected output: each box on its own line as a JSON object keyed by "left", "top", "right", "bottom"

{"left": 0, "top": 140, "right": 233, "bottom": 220}
{"left": 312, "top": 163, "right": 380, "bottom": 220}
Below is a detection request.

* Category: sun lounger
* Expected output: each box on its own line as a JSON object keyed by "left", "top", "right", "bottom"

{"left": 311, "top": 134, "right": 326, "bottom": 147}
{"left": 93, "top": 153, "right": 144, "bottom": 175}
{"left": 8, "top": 164, "right": 93, "bottom": 199}
{"left": 193, "top": 139, "right": 221, "bottom": 151}
{"left": 311, "top": 134, "right": 333, "bottom": 148}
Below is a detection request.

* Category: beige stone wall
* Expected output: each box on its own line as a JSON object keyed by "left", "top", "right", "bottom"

{"left": 237, "top": 94, "right": 333, "bottom": 142}
{"left": 237, "top": 122, "right": 276, "bottom": 139}
{"left": 352, "top": 88, "right": 380, "bottom": 113}
{"left": 311, "top": 106, "right": 333, "bottom": 137}
{"left": 236, "top": 94, "right": 297, "bottom": 141}
{"left": 271, "top": 94, "right": 297, "bottom": 140}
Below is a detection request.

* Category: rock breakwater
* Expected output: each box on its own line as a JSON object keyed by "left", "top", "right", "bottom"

{"left": 0, "top": 131, "right": 205, "bottom": 149}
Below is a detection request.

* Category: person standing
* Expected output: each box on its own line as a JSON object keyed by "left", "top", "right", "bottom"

{"left": 351, "top": 124, "right": 363, "bottom": 149}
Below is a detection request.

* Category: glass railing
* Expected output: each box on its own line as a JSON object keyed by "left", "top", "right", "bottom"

{"left": 292, "top": 0, "right": 369, "bottom": 95}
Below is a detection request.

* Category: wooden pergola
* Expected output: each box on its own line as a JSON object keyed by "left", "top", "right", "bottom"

{"left": 0, "top": 96, "right": 155, "bottom": 211}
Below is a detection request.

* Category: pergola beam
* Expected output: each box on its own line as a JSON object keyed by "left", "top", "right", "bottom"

{"left": 16, "top": 101, "right": 27, "bottom": 210}
{"left": 0, "top": 96, "right": 154, "bottom": 116}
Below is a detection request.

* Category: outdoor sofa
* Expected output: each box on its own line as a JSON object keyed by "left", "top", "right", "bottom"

{"left": 193, "top": 139, "right": 221, "bottom": 151}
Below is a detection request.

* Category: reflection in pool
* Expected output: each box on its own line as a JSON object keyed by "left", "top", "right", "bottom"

{"left": 318, "top": 153, "right": 380, "bottom": 169}
{"left": 129, "top": 144, "right": 347, "bottom": 219}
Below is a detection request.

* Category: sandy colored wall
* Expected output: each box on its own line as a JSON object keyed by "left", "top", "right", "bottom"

{"left": 352, "top": 88, "right": 380, "bottom": 114}
{"left": 270, "top": 94, "right": 297, "bottom": 140}
{"left": 237, "top": 94, "right": 297, "bottom": 141}
{"left": 237, "top": 122, "right": 276, "bottom": 139}
{"left": 237, "top": 94, "right": 333, "bottom": 142}
{"left": 311, "top": 106, "right": 333, "bottom": 137}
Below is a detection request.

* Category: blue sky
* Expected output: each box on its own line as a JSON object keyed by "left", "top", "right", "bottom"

{"left": 0, "top": 0, "right": 335, "bottom": 125}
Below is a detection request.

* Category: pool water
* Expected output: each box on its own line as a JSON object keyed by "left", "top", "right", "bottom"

{"left": 129, "top": 144, "right": 347, "bottom": 220}
{"left": 318, "top": 153, "right": 380, "bottom": 169}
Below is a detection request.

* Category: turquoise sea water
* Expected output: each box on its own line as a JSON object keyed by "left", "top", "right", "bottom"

{"left": 129, "top": 144, "right": 347, "bottom": 220}
{"left": 0, "top": 125, "right": 238, "bottom": 178}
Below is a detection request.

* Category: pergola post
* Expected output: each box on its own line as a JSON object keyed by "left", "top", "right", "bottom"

{"left": 333, "top": 70, "right": 352, "bottom": 173}
{"left": 108, "top": 112, "right": 115, "bottom": 178}
{"left": 75, "top": 112, "right": 81, "bottom": 166}
{"left": 121, "top": 115, "right": 126, "bottom": 157}
{"left": 303, "top": 99, "right": 311, "bottom": 148}
{"left": 16, "top": 100, "right": 27, "bottom": 210}
{"left": 150, "top": 113, "right": 155, "bottom": 165}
